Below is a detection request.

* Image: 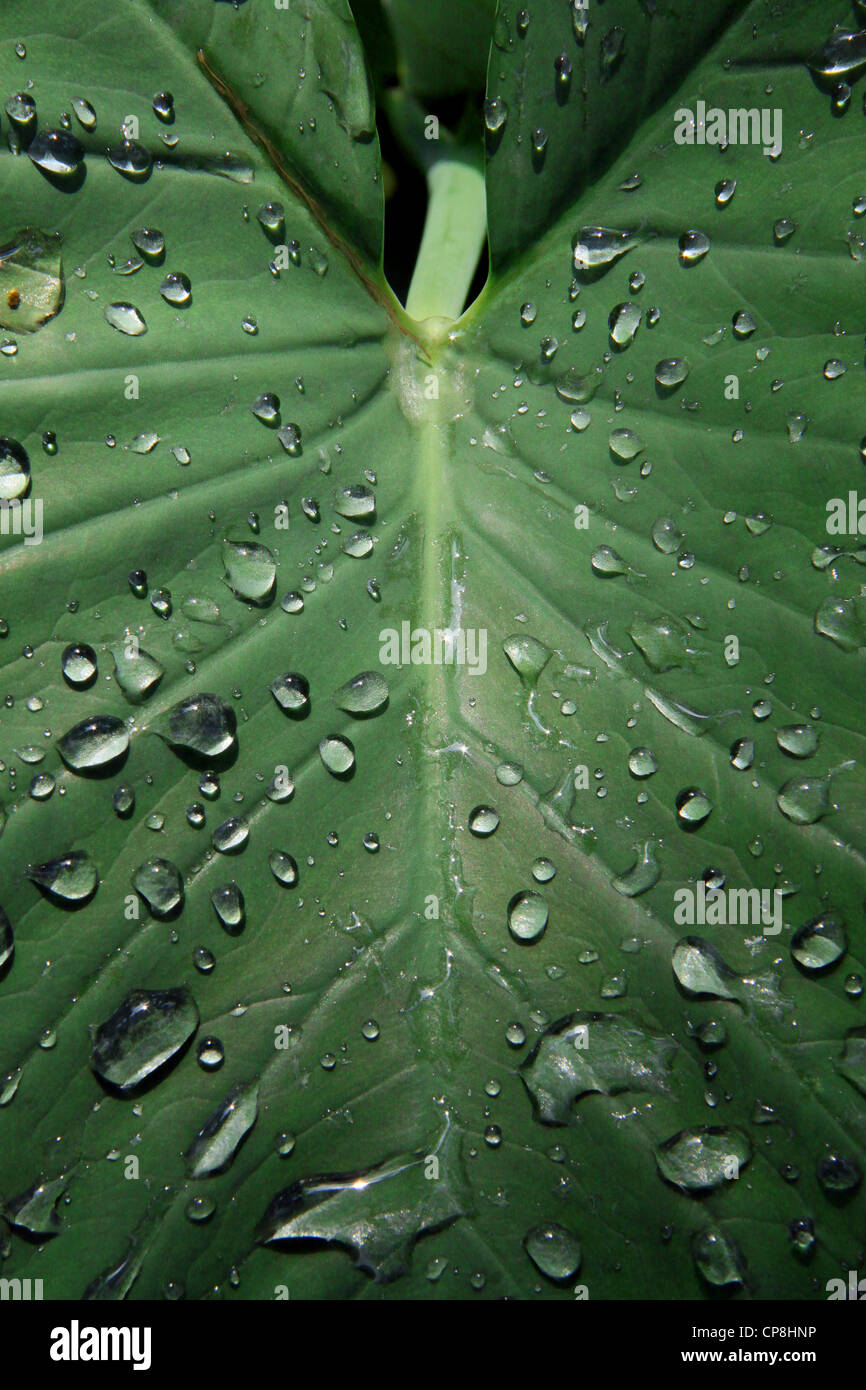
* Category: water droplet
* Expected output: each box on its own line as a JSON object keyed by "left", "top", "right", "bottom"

{"left": 212, "top": 882, "right": 245, "bottom": 934}
{"left": 90, "top": 987, "right": 199, "bottom": 1089}
{"left": 815, "top": 596, "right": 864, "bottom": 651}
{"left": 104, "top": 302, "right": 147, "bottom": 336}
{"left": 655, "top": 358, "right": 689, "bottom": 389}
{"left": 4, "top": 1174, "right": 68, "bottom": 1237}
{"left": 28, "top": 129, "right": 84, "bottom": 178}
{"left": 319, "top": 735, "right": 355, "bottom": 775}
{"left": 197, "top": 1037, "right": 225, "bottom": 1070}
{"left": 608, "top": 301, "right": 641, "bottom": 347}
{"left": 223, "top": 539, "right": 276, "bottom": 603}
{"left": 133, "top": 858, "right": 184, "bottom": 916}
{"left": 521, "top": 1012, "right": 677, "bottom": 1122}
{"left": 57, "top": 714, "right": 128, "bottom": 771}
{"left": 609, "top": 427, "right": 644, "bottom": 462}
{"left": 130, "top": 227, "right": 165, "bottom": 263}
{"left": 776, "top": 724, "right": 819, "bottom": 758}
{"left": 270, "top": 672, "right": 310, "bottom": 716}
{"left": 187, "top": 1081, "right": 259, "bottom": 1177}
{"left": 678, "top": 230, "right": 711, "bottom": 266}
{"left": 212, "top": 817, "right": 249, "bottom": 853}
{"left": 524, "top": 1224, "right": 581, "bottom": 1281}
{"left": 676, "top": 787, "right": 713, "bottom": 828}
{"left": 468, "top": 805, "right": 500, "bottom": 837}
{"left": 334, "top": 670, "right": 388, "bottom": 715}
{"left": 656, "top": 1127, "right": 751, "bottom": 1191}
{"left": 507, "top": 891, "right": 549, "bottom": 942}
{"left": 591, "top": 544, "right": 628, "bottom": 575}
{"left": 808, "top": 27, "right": 866, "bottom": 81}
{"left": 157, "top": 693, "right": 237, "bottom": 757}
{"left": 791, "top": 915, "right": 846, "bottom": 971}
{"left": 692, "top": 1229, "right": 745, "bottom": 1287}
{"left": 484, "top": 97, "right": 509, "bottom": 133}
{"left": 159, "top": 272, "right": 191, "bottom": 306}
{"left": 612, "top": 841, "right": 660, "bottom": 896}
{"left": 573, "top": 226, "right": 641, "bottom": 273}
{"left": 0, "top": 906, "right": 14, "bottom": 972}
{"left": 110, "top": 641, "right": 164, "bottom": 703}
{"left": 776, "top": 774, "right": 831, "bottom": 825}
{"left": 269, "top": 851, "right": 299, "bottom": 886}
{"left": 0, "top": 437, "right": 30, "bottom": 501}
{"left": 817, "top": 1152, "right": 861, "bottom": 1195}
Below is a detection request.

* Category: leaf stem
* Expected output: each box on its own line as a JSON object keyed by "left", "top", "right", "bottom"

{"left": 405, "top": 150, "right": 487, "bottom": 328}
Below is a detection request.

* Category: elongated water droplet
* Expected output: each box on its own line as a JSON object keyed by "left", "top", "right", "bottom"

{"left": 110, "top": 641, "right": 164, "bottom": 702}
{"left": 269, "top": 851, "right": 298, "bottom": 886}
{"left": 212, "top": 817, "right": 249, "bottom": 853}
{"left": 573, "top": 226, "right": 641, "bottom": 273}
{"left": 212, "top": 882, "right": 245, "bottom": 934}
{"left": 4, "top": 1173, "right": 68, "bottom": 1237}
{"left": 187, "top": 1081, "right": 259, "bottom": 1177}
{"left": 521, "top": 1012, "right": 677, "bottom": 1122}
{"left": 612, "top": 841, "right": 660, "bottom": 896}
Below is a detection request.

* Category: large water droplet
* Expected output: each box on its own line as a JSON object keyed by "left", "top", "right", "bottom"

{"left": 223, "top": 540, "right": 276, "bottom": 604}
{"left": 28, "top": 129, "right": 84, "bottom": 177}
{"left": 521, "top": 1012, "right": 677, "bottom": 1122}
{"left": 57, "top": 714, "right": 128, "bottom": 771}
{"left": 157, "top": 693, "right": 237, "bottom": 758}
{"left": 25, "top": 851, "right": 97, "bottom": 902}
{"left": 656, "top": 1127, "right": 751, "bottom": 1191}
{"left": 90, "top": 987, "right": 198, "bottom": 1090}
{"left": 133, "top": 858, "right": 184, "bottom": 916}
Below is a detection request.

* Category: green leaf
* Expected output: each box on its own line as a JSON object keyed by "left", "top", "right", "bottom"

{"left": 382, "top": 0, "right": 498, "bottom": 99}
{"left": 1, "top": 0, "right": 865, "bottom": 1303}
